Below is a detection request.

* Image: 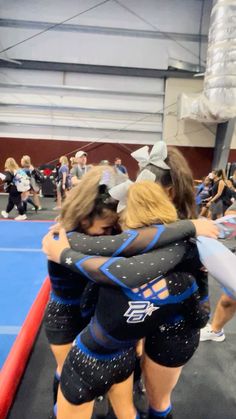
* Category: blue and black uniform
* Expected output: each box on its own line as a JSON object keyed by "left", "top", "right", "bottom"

{"left": 44, "top": 220, "right": 201, "bottom": 345}
{"left": 55, "top": 222, "right": 208, "bottom": 405}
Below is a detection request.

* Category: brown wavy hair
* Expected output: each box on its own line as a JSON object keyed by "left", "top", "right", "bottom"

{"left": 143, "top": 146, "right": 196, "bottom": 219}
{"left": 60, "top": 165, "right": 119, "bottom": 232}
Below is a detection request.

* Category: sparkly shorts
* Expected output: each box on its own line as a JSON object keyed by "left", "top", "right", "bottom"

{"left": 60, "top": 343, "right": 136, "bottom": 404}
{"left": 145, "top": 320, "right": 200, "bottom": 367}
{"left": 44, "top": 299, "right": 88, "bottom": 345}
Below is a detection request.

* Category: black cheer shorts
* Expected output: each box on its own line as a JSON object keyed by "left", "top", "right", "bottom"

{"left": 60, "top": 342, "right": 136, "bottom": 405}
{"left": 44, "top": 299, "right": 88, "bottom": 345}
{"left": 145, "top": 319, "right": 200, "bottom": 367}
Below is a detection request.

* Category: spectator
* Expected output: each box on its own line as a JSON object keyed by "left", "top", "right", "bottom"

{"left": 70, "top": 151, "right": 91, "bottom": 186}
{"left": 0, "top": 157, "right": 27, "bottom": 220}
{"left": 206, "top": 169, "right": 232, "bottom": 219}
{"left": 21, "top": 155, "right": 42, "bottom": 211}
{"left": 54, "top": 156, "right": 70, "bottom": 210}
{"left": 114, "top": 157, "right": 128, "bottom": 176}
{"left": 230, "top": 168, "right": 236, "bottom": 191}
{"left": 195, "top": 176, "right": 213, "bottom": 216}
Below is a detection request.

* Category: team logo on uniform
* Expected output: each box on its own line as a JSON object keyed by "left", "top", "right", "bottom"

{"left": 124, "top": 301, "right": 159, "bottom": 323}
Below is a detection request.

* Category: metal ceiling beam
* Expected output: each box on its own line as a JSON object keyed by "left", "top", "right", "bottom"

{"left": 0, "top": 60, "right": 199, "bottom": 78}
{"left": 0, "top": 103, "right": 162, "bottom": 116}
{"left": 0, "top": 121, "right": 161, "bottom": 134}
{"left": 212, "top": 118, "right": 236, "bottom": 170}
{"left": 0, "top": 82, "right": 164, "bottom": 98}
{"left": 0, "top": 19, "right": 208, "bottom": 42}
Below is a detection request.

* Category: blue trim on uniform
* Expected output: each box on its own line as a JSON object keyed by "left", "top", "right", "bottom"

{"left": 55, "top": 371, "right": 60, "bottom": 380}
{"left": 53, "top": 403, "right": 57, "bottom": 416}
{"left": 200, "top": 295, "right": 209, "bottom": 303}
{"left": 50, "top": 291, "right": 81, "bottom": 305}
{"left": 74, "top": 335, "right": 135, "bottom": 360}
{"left": 75, "top": 255, "right": 96, "bottom": 281}
{"left": 100, "top": 257, "right": 129, "bottom": 288}
{"left": 222, "top": 286, "right": 236, "bottom": 300}
{"left": 113, "top": 230, "right": 138, "bottom": 257}
{"left": 149, "top": 404, "right": 172, "bottom": 417}
{"left": 168, "top": 314, "right": 184, "bottom": 324}
{"left": 90, "top": 316, "right": 137, "bottom": 347}
{"left": 80, "top": 307, "right": 94, "bottom": 318}
{"left": 124, "top": 281, "right": 198, "bottom": 305}
{"left": 141, "top": 225, "right": 165, "bottom": 253}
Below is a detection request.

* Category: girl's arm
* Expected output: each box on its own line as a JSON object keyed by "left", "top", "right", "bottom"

{"left": 42, "top": 229, "right": 193, "bottom": 288}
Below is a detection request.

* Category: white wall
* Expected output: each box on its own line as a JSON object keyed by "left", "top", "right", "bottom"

{"left": 163, "top": 77, "right": 217, "bottom": 147}
{"left": 0, "top": 69, "right": 164, "bottom": 143}
{"left": 0, "top": 0, "right": 211, "bottom": 68}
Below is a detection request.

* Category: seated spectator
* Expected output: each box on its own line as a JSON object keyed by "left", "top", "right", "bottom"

{"left": 195, "top": 176, "right": 213, "bottom": 216}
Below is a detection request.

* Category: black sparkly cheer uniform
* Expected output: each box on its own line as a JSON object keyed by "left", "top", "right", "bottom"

{"left": 57, "top": 221, "right": 208, "bottom": 404}
{"left": 44, "top": 220, "right": 201, "bottom": 345}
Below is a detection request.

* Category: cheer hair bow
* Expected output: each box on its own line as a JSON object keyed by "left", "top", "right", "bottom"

{"left": 109, "top": 169, "right": 156, "bottom": 213}
{"left": 131, "top": 141, "right": 170, "bottom": 170}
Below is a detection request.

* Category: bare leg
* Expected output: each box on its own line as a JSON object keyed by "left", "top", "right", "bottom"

{"left": 32, "top": 191, "right": 41, "bottom": 208}
{"left": 142, "top": 353, "right": 182, "bottom": 411}
{"left": 108, "top": 374, "right": 137, "bottom": 419}
{"left": 57, "top": 386, "right": 94, "bottom": 419}
{"left": 211, "top": 294, "right": 236, "bottom": 332}
{"left": 50, "top": 343, "right": 72, "bottom": 375}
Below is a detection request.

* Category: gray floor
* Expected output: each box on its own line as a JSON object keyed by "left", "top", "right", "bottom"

{"left": 2, "top": 194, "right": 236, "bottom": 419}
{"left": 8, "top": 278, "right": 236, "bottom": 419}
{"left": 0, "top": 194, "right": 57, "bottom": 222}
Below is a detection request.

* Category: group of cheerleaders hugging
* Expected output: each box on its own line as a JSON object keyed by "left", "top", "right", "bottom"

{"left": 42, "top": 142, "right": 219, "bottom": 419}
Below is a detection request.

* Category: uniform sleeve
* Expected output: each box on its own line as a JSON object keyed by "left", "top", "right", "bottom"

{"left": 60, "top": 239, "right": 192, "bottom": 288}
{"left": 67, "top": 220, "right": 196, "bottom": 257}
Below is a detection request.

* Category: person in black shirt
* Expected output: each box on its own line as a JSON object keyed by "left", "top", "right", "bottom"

{"left": 0, "top": 157, "right": 27, "bottom": 220}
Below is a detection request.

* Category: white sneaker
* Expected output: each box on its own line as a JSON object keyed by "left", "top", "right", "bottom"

{"left": 1, "top": 210, "right": 9, "bottom": 218}
{"left": 200, "top": 323, "right": 225, "bottom": 342}
{"left": 15, "top": 214, "right": 27, "bottom": 221}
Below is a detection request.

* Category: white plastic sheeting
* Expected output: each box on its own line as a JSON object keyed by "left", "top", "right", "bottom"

{"left": 179, "top": 0, "right": 236, "bottom": 122}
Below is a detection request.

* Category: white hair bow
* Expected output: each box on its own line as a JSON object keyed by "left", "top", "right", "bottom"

{"left": 131, "top": 141, "right": 170, "bottom": 170}
{"left": 109, "top": 169, "right": 156, "bottom": 213}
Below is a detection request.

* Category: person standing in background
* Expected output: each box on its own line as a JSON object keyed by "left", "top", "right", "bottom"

{"left": 21, "top": 155, "right": 42, "bottom": 211}
{"left": 0, "top": 157, "right": 27, "bottom": 220}
{"left": 230, "top": 168, "right": 236, "bottom": 191}
{"left": 70, "top": 151, "right": 91, "bottom": 186}
{"left": 114, "top": 157, "right": 128, "bottom": 176}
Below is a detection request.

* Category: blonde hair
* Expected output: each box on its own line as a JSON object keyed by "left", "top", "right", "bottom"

{"left": 60, "top": 165, "right": 118, "bottom": 231}
{"left": 121, "top": 181, "right": 178, "bottom": 230}
{"left": 5, "top": 157, "right": 19, "bottom": 173}
{"left": 21, "top": 155, "right": 31, "bottom": 167}
{"left": 59, "top": 156, "right": 69, "bottom": 165}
